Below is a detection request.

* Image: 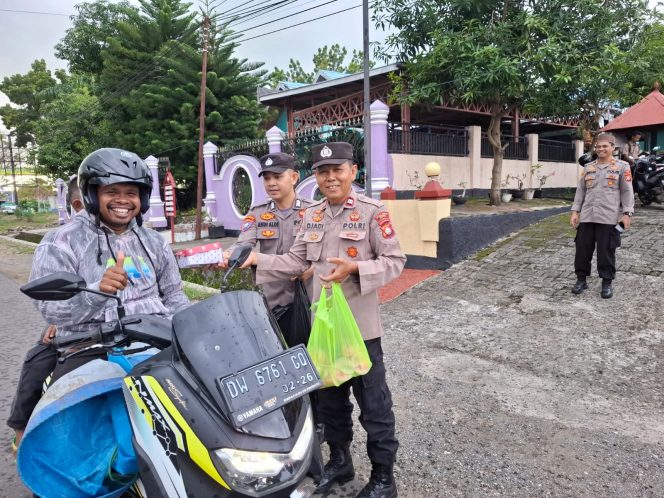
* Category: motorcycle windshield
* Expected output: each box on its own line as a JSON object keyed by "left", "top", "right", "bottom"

{"left": 172, "top": 291, "right": 299, "bottom": 439}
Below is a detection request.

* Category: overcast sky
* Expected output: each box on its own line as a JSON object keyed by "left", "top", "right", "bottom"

{"left": 0, "top": 0, "right": 393, "bottom": 82}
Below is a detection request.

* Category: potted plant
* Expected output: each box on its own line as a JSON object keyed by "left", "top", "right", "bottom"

{"left": 510, "top": 173, "right": 527, "bottom": 199}
{"left": 452, "top": 181, "right": 468, "bottom": 205}
{"left": 535, "top": 170, "right": 556, "bottom": 198}
{"left": 526, "top": 164, "right": 542, "bottom": 199}
{"left": 500, "top": 175, "right": 513, "bottom": 203}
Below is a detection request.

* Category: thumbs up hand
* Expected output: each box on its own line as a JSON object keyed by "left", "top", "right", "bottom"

{"left": 100, "top": 251, "right": 128, "bottom": 294}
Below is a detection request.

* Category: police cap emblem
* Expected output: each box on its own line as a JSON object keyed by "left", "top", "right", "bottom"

{"left": 320, "top": 146, "right": 332, "bottom": 158}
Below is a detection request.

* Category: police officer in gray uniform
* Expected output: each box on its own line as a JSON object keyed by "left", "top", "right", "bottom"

{"left": 228, "top": 152, "right": 313, "bottom": 314}
{"left": 571, "top": 132, "right": 635, "bottom": 298}
{"left": 238, "top": 142, "right": 405, "bottom": 498}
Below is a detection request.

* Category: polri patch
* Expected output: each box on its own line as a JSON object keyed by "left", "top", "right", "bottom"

{"left": 349, "top": 211, "right": 361, "bottom": 222}
{"left": 242, "top": 215, "right": 256, "bottom": 232}
{"left": 346, "top": 246, "right": 358, "bottom": 258}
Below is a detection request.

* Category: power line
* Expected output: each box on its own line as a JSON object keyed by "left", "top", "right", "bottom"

{"left": 239, "top": 3, "right": 363, "bottom": 42}
{"left": 0, "top": 8, "right": 70, "bottom": 17}
{"left": 240, "top": 0, "right": 341, "bottom": 32}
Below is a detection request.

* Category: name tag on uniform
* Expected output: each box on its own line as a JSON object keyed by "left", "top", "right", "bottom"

{"left": 339, "top": 230, "right": 366, "bottom": 241}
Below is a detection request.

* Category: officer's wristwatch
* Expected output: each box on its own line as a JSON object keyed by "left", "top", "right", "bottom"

{"left": 623, "top": 212, "right": 633, "bottom": 217}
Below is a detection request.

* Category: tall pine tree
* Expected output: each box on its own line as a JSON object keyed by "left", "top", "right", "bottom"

{"left": 100, "top": 0, "right": 265, "bottom": 206}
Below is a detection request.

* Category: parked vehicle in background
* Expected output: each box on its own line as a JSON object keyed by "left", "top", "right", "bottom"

{"left": 0, "top": 202, "right": 17, "bottom": 214}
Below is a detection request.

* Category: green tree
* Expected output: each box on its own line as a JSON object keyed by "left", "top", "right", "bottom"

{"left": 0, "top": 60, "right": 58, "bottom": 146}
{"left": 104, "top": 3, "right": 265, "bottom": 207}
{"left": 55, "top": 1, "right": 137, "bottom": 76}
{"left": 33, "top": 84, "right": 112, "bottom": 180}
{"left": 98, "top": 0, "right": 197, "bottom": 122}
{"left": 374, "top": 0, "right": 658, "bottom": 205}
{"left": 526, "top": 0, "right": 656, "bottom": 134}
{"left": 268, "top": 44, "right": 373, "bottom": 87}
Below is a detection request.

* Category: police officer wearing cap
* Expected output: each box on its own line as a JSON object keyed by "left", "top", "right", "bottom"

{"left": 239, "top": 142, "right": 405, "bottom": 498}
{"left": 228, "top": 152, "right": 313, "bottom": 312}
{"left": 571, "top": 132, "right": 634, "bottom": 298}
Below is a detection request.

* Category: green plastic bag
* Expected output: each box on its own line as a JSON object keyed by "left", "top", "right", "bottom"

{"left": 307, "top": 283, "right": 372, "bottom": 388}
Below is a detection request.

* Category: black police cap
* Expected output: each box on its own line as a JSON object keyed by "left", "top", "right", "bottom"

{"left": 258, "top": 152, "right": 296, "bottom": 176}
{"left": 311, "top": 142, "right": 354, "bottom": 170}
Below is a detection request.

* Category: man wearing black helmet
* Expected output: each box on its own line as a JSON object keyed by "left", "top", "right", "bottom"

{"left": 27, "top": 148, "right": 189, "bottom": 375}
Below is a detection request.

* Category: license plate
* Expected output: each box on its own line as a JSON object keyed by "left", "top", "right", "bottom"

{"left": 218, "top": 345, "right": 322, "bottom": 428}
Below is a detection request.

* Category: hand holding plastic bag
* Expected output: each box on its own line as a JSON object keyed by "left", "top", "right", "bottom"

{"left": 307, "top": 283, "right": 371, "bottom": 388}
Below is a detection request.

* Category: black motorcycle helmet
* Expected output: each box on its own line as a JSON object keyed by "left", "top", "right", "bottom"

{"left": 78, "top": 148, "right": 153, "bottom": 218}
{"left": 578, "top": 151, "right": 597, "bottom": 166}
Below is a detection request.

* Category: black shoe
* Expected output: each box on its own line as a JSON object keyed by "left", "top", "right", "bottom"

{"left": 356, "top": 463, "right": 397, "bottom": 498}
{"left": 601, "top": 280, "right": 613, "bottom": 299}
{"left": 314, "top": 444, "right": 355, "bottom": 495}
{"left": 571, "top": 279, "right": 588, "bottom": 294}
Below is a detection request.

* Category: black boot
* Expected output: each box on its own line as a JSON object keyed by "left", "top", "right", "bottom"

{"left": 314, "top": 443, "right": 355, "bottom": 495}
{"left": 572, "top": 278, "right": 588, "bottom": 295}
{"left": 356, "top": 463, "right": 397, "bottom": 498}
{"left": 601, "top": 279, "right": 613, "bottom": 299}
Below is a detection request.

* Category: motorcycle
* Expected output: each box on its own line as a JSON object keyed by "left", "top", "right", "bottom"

{"left": 630, "top": 147, "right": 664, "bottom": 206}
{"left": 18, "top": 247, "right": 321, "bottom": 498}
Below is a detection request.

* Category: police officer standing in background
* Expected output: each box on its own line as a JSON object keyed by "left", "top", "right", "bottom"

{"left": 571, "top": 132, "right": 634, "bottom": 298}
{"left": 238, "top": 142, "right": 405, "bottom": 498}
{"left": 621, "top": 130, "right": 642, "bottom": 166}
{"left": 227, "top": 152, "right": 313, "bottom": 325}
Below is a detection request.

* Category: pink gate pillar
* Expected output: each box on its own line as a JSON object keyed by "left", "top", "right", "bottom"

{"left": 370, "top": 100, "right": 393, "bottom": 198}
{"left": 145, "top": 155, "right": 167, "bottom": 228}
{"left": 203, "top": 141, "right": 218, "bottom": 223}
{"left": 266, "top": 126, "right": 284, "bottom": 154}
{"left": 55, "top": 178, "right": 69, "bottom": 225}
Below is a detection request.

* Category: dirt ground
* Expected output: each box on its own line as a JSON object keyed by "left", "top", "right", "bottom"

{"left": 1, "top": 205, "right": 663, "bottom": 497}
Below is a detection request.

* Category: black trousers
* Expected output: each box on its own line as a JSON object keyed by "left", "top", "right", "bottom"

{"left": 317, "top": 338, "right": 398, "bottom": 466}
{"left": 574, "top": 222, "right": 621, "bottom": 281}
{"left": 7, "top": 342, "right": 57, "bottom": 430}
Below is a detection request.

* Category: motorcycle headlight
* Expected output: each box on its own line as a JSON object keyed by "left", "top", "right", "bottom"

{"left": 213, "top": 409, "right": 314, "bottom": 497}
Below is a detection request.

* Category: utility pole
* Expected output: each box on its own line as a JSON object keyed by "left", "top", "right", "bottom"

{"left": 8, "top": 134, "right": 18, "bottom": 204}
{"left": 362, "top": 0, "right": 372, "bottom": 198}
{"left": 195, "top": 15, "right": 210, "bottom": 240}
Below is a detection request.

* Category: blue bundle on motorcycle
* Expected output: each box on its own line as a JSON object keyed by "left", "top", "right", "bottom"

{"left": 17, "top": 352, "right": 153, "bottom": 498}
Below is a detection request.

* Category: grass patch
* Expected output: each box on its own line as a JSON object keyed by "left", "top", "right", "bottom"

{"left": 520, "top": 213, "right": 575, "bottom": 249}
{"left": 0, "top": 212, "right": 58, "bottom": 234}
{"left": 183, "top": 283, "right": 217, "bottom": 302}
{"left": 0, "top": 238, "right": 37, "bottom": 254}
{"left": 180, "top": 267, "right": 258, "bottom": 292}
{"left": 473, "top": 213, "right": 573, "bottom": 259}
{"left": 473, "top": 236, "right": 517, "bottom": 260}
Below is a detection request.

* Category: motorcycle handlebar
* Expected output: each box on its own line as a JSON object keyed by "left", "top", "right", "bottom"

{"left": 51, "top": 328, "right": 102, "bottom": 349}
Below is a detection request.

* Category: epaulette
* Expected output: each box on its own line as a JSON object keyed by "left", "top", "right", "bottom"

{"left": 249, "top": 200, "right": 270, "bottom": 210}
{"left": 357, "top": 194, "right": 383, "bottom": 207}
{"left": 307, "top": 198, "right": 325, "bottom": 207}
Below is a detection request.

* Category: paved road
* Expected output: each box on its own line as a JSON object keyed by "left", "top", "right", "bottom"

{"left": 0, "top": 271, "right": 45, "bottom": 498}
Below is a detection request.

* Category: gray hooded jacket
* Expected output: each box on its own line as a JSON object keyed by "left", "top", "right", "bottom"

{"left": 29, "top": 212, "right": 189, "bottom": 336}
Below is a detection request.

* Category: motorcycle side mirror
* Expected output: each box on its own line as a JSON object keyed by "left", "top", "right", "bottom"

{"left": 21, "top": 271, "right": 126, "bottom": 318}
{"left": 653, "top": 146, "right": 660, "bottom": 152}
{"left": 20, "top": 272, "right": 86, "bottom": 301}
{"left": 228, "top": 245, "right": 252, "bottom": 268}
{"left": 221, "top": 246, "right": 253, "bottom": 290}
